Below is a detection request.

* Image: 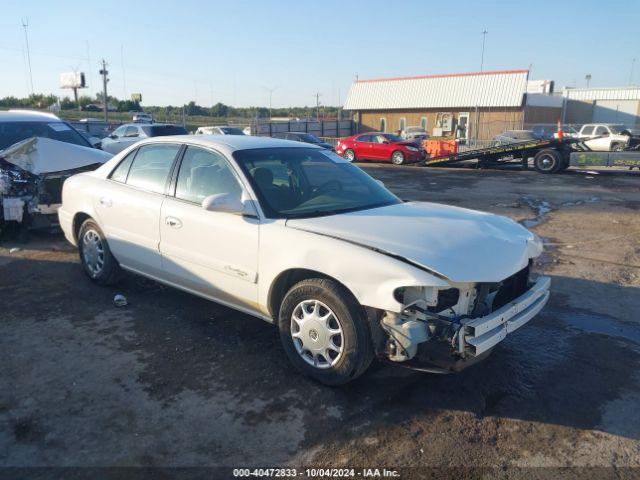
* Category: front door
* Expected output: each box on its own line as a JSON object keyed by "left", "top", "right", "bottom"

{"left": 159, "top": 146, "right": 259, "bottom": 311}
{"left": 457, "top": 113, "right": 469, "bottom": 143}
{"left": 95, "top": 143, "right": 181, "bottom": 277}
{"left": 371, "top": 134, "right": 392, "bottom": 160}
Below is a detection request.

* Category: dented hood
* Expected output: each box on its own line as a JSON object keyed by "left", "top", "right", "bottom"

{"left": 286, "top": 201, "right": 542, "bottom": 283}
{"left": 0, "top": 137, "right": 112, "bottom": 175}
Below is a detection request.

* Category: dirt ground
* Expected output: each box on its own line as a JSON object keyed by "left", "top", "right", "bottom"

{"left": 1, "top": 164, "right": 639, "bottom": 478}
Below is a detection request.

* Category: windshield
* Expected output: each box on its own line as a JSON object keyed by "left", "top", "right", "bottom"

{"left": 233, "top": 147, "right": 401, "bottom": 219}
{"left": 220, "top": 127, "right": 245, "bottom": 135}
{"left": 0, "top": 121, "right": 91, "bottom": 150}
{"left": 298, "top": 133, "right": 321, "bottom": 143}
{"left": 382, "top": 133, "right": 403, "bottom": 143}
{"left": 142, "top": 125, "right": 188, "bottom": 136}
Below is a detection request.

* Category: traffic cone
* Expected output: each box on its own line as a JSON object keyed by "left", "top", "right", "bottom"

{"left": 556, "top": 119, "right": 564, "bottom": 141}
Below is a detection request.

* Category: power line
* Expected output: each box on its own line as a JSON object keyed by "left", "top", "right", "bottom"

{"left": 480, "top": 29, "right": 488, "bottom": 72}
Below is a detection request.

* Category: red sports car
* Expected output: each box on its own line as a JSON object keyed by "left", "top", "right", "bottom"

{"left": 335, "top": 132, "right": 424, "bottom": 165}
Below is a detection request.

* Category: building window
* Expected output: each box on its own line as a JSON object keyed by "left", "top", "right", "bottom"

{"left": 380, "top": 118, "right": 386, "bottom": 132}
{"left": 399, "top": 118, "right": 406, "bottom": 133}
{"left": 420, "top": 117, "right": 427, "bottom": 131}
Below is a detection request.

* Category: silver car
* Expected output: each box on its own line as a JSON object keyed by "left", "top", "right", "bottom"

{"left": 100, "top": 123, "right": 187, "bottom": 154}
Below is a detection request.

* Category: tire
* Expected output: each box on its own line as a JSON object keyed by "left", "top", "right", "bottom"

{"left": 278, "top": 278, "right": 374, "bottom": 386}
{"left": 78, "top": 218, "right": 121, "bottom": 285}
{"left": 611, "top": 142, "right": 626, "bottom": 152}
{"left": 343, "top": 149, "right": 355, "bottom": 162}
{"left": 391, "top": 150, "right": 405, "bottom": 165}
{"left": 533, "top": 149, "right": 562, "bottom": 173}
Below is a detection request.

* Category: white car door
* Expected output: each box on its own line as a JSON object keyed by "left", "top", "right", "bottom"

{"left": 95, "top": 143, "right": 181, "bottom": 277}
{"left": 159, "top": 145, "right": 260, "bottom": 311}
{"left": 585, "top": 125, "right": 611, "bottom": 151}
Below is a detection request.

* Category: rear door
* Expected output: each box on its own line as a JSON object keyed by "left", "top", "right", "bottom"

{"left": 95, "top": 143, "right": 181, "bottom": 277}
{"left": 159, "top": 146, "right": 259, "bottom": 310}
{"left": 585, "top": 125, "right": 611, "bottom": 151}
{"left": 353, "top": 134, "right": 374, "bottom": 159}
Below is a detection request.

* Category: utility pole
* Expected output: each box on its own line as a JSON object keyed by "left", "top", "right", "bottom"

{"left": 99, "top": 60, "right": 109, "bottom": 122}
{"left": 314, "top": 92, "right": 322, "bottom": 120}
{"left": 262, "top": 86, "right": 278, "bottom": 120}
{"left": 585, "top": 74, "right": 592, "bottom": 88}
{"left": 21, "top": 18, "right": 34, "bottom": 95}
{"left": 630, "top": 58, "right": 637, "bottom": 85}
{"left": 480, "top": 29, "right": 488, "bottom": 72}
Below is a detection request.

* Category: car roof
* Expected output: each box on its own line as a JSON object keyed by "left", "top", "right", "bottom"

{"left": 136, "top": 134, "right": 321, "bottom": 153}
{"left": 0, "top": 110, "right": 62, "bottom": 122}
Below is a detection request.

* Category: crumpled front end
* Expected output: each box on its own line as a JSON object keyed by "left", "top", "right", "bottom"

{"left": 375, "top": 261, "right": 550, "bottom": 373}
{"left": 0, "top": 137, "right": 108, "bottom": 233}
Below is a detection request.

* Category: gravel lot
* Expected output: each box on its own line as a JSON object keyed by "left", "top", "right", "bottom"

{"left": 1, "top": 165, "right": 639, "bottom": 478}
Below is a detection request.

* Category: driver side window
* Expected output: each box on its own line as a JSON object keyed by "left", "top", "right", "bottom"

{"left": 175, "top": 146, "right": 242, "bottom": 204}
{"left": 112, "top": 126, "right": 127, "bottom": 137}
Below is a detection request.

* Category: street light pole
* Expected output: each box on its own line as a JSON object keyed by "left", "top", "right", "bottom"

{"left": 262, "top": 86, "right": 278, "bottom": 120}
{"left": 480, "top": 29, "right": 488, "bottom": 72}
{"left": 585, "top": 74, "right": 592, "bottom": 88}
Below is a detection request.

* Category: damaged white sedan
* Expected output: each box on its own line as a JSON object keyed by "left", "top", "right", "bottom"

{"left": 59, "top": 135, "right": 550, "bottom": 385}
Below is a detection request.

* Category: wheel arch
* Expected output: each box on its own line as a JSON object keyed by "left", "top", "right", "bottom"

{"left": 72, "top": 212, "right": 93, "bottom": 243}
{"left": 267, "top": 268, "right": 360, "bottom": 320}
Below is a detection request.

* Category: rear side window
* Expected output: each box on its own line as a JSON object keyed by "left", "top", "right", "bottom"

{"left": 142, "top": 125, "right": 188, "bottom": 137}
{"left": 356, "top": 135, "right": 372, "bottom": 142}
{"left": 581, "top": 126, "right": 594, "bottom": 135}
{"left": 109, "top": 150, "right": 137, "bottom": 183}
{"left": 126, "top": 144, "right": 181, "bottom": 193}
{"left": 594, "top": 126, "right": 608, "bottom": 135}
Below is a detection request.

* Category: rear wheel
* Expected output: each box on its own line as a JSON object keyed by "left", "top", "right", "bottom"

{"left": 78, "top": 219, "right": 121, "bottom": 285}
{"left": 278, "top": 278, "right": 374, "bottom": 386}
{"left": 611, "top": 142, "right": 626, "bottom": 152}
{"left": 391, "top": 150, "right": 405, "bottom": 165}
{"left": 344, "top": 149, "right": 355, "bottom": 162}
{"left": 533, "top": 149, "right": 562, "bottom": 173}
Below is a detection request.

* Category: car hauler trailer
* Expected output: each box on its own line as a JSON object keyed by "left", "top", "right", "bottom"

{"left": 422, "top": 137, "right": 640, "bottom": 173}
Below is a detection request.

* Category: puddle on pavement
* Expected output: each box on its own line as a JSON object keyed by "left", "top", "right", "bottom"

{"left": 559, "top": 311, "right": 640, "bottom": 344}
{"left": 521, "top": 197, "right": 551, "bottom": 228}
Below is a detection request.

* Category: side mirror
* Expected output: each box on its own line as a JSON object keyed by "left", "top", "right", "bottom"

{"left": 201, "top": 193, "right": 245, "bottom": 215}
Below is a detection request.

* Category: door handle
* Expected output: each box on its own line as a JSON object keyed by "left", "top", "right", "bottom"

{"left": 99, "top": 197, "right": 112, "bottom": 207}
{"left": 165, "top": 216, "right": 182, "bottom": 228}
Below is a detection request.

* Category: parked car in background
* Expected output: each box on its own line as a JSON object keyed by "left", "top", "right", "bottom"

{"left": 132, "top": 112, "right": 153, "bottom": 123}
{"left": 194, "top": 126, "right": 245, "bottom": 135}
{"left": 553, "top": 125, "right": 579, "bottom": 139}
{"left": 402, "top": 126, "right": 429, "bottom": 142}
{"left": 77, "top": 130, "right": 103, "bottom": 149}
{"left": 243, "top": 126, "right": 252, "bottom": 136}
{"left": 492, "top": 130, "right": 537, "bottom": 146}
{"left": 577, "top": 124, "right": 629, "bottom": 151}
{"left": 272, "top": 131, "right": 334, "bottom": 150}
{"left": 83, "top": 104, "right": 102, "bottom": 112}
{"left": 100, "top": 123, "right": 188, "bottom": 154}
{"left": 59, "top": 135, "right": 549, "bottom": 385}
{"left": 336, "top": 132, "right": 425, "bottom": 165}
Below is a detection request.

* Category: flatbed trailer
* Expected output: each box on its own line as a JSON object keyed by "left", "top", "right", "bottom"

{"left": 422, "top": 137, "right": 640, "bottom": 173}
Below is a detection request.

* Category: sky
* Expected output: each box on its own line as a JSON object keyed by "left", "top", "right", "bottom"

{"left": 1, "top": 0, "right": 639, "bottom": 107}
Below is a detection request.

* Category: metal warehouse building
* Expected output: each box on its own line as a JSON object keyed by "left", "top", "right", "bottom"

{"left": 343, "top": 69, "right": 562, "bottom": 142}
{"left": 562, "top": 87, "right": 640, "bottom": 127}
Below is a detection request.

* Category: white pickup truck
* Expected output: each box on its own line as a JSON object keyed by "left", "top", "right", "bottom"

{"left": 577, "top": 124, "right": 630, "bottom": 152}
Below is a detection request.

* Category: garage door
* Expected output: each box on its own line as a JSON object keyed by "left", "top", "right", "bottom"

{"left": 593, "top": 99, "right": 639, "bottom": 125}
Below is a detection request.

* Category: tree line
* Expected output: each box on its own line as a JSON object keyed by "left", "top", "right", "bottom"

{"left": 0, "top": 94, "right": 345, "bottom": 119}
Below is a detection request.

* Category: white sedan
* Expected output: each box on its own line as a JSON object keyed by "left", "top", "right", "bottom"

{"left": 59, "top": 135, "right": 550, "bottom": 385}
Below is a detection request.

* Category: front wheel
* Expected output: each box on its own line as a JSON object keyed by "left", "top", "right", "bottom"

{"left": 78, "top": 219, "right": 121, "bottom": 285}
{"left": 611, "top": 142, "right": 626, "bottom": 152}
{"left": 278, "top": 278, "right": 374, "bottom": 386}
{"left": 391, "top": 150, "right": 405, "bottom": 165}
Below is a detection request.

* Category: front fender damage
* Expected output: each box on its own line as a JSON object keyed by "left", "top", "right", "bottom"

{"left": 367, "top": 267, "right": 551, "bottom": 373}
